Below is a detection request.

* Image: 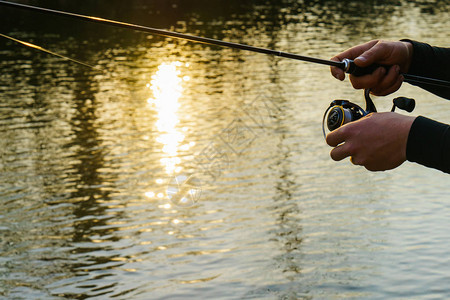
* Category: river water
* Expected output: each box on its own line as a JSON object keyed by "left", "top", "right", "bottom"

{"left": 0, "top": 0, "right": 449, "bottom": 299}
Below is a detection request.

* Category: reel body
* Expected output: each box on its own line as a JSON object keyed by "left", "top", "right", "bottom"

{"left": 323, "top": 100, "right": 366, "bottom": 132}
{"left": 322, "top": 89, "right": 415, "bottom": 138}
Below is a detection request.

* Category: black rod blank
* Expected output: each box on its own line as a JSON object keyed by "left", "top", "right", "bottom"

{"left": 1, "top": 0, "right": 449, "bottom": 89}
{"left": 0, "top": 0, "right": 343, "bottom": 69}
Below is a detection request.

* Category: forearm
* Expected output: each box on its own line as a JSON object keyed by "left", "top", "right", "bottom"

{"left": 406, "top": 116, "right": 450, "bottom": 173}
{"left": 402, "top": 39, "right": 450, "bottom": 99}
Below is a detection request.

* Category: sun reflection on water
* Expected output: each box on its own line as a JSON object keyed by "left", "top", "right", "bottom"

{"left": 148, "top": 62, "right": 185, "bottom": 175}
{"left": 146, "top": 61, "right": 196, "bottom": 207}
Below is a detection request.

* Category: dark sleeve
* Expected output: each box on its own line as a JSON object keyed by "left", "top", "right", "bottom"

{"left": 401, "top": 39, "right": 450, "bottom": 100}
{"left": 406, "top": 116, "right": 450, "bottom": 173}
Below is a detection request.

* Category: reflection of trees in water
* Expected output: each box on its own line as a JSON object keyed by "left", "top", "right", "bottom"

{"left": 256, "top": 21, "right": 305, "bottom": 296}
{"left": 68, "top": 74, "right": 111, "bottom": 243}
{"left": 0, "top": 48, "right": 126, "bottom": 297}
{"left": 267, "top": 89, "right": 305, "bottom": 297}
{"left": 1, "top": 0, "right": 443, "bottom": 38}
{"left": 55, "top": 68, "right": 126, "bottom": 298}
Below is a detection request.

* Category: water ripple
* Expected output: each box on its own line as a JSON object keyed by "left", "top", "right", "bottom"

{"left": 1, "top": 1, "right": 450, "bottom": 299}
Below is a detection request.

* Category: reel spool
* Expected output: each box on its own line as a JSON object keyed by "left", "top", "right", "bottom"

{"left": 322, "top": 89, "right": 376, "bottom": 138}
{"left": 322, "top": 89, "right": 416, "bottom": 138}
{"left": 322, "top": 100, "right": 367, "bottom": 137}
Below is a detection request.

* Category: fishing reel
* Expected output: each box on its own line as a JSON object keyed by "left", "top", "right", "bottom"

{"left": 322, "top": 89, "right": 416, "bottom": 138}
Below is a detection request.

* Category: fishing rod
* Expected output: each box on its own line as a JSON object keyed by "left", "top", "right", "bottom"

{"left": 0, "top": 1, "right": 343, "bottom": 69}
{"left": 0, "top": 33, "right": 96, "bottom": 69}
{"left": 1, "top": 0, "right": 449, "bottom": 89}
{"left": 2, "top": 0, "right": 449, "bottom": 138}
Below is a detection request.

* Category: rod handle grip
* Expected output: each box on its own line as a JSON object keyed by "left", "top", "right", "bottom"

{"left": 342, "top": 58, "right": 389, "bottom": 77}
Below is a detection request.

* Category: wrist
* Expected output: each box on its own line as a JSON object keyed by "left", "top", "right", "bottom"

{"left": 399, "top": 115, "right": 416, "bottom": 160}
{"left": 400, "top": 41, "right": 413, "bottom": 73}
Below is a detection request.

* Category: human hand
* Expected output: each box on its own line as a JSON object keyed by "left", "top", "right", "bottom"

{"left": 330, "top": 40, "right": 413, "bottom": 96}
{"left": 326, "top": 112, "right": 416, "bottom": 171}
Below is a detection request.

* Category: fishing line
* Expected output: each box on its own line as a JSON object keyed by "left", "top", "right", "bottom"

{"left": 1, "top": 0, "right": 449, "bottom": 89}
{"left": 0, "top": 33, "right": 96, "bottom": 69}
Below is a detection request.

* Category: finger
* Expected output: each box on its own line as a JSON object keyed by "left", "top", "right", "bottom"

{"left": 354, "top": 41, "right": 392, "bottom": 67}
{"left": 350, "top": 156, "right": 364, "bottom": 166}
{"left": 331, "top": 40, "right": 380, "bottom": 81}
{"left": 330, "top": 143, "right": 352, "bottom": 161}
{"left": 383, "top": 74, "right": 404, "bottom": 95}
{"left": 326, "top": 126, "right": 350, "bottom": 147}
{"left": 349, "top": 66, "right": 386, "bottom": 90}
{"left": 333, "top": 40, "right": 379, "bottom": 62}
{"left": 330, "top": 57, "right": 345, "bottom": 81}
{"left": 371, "top": 66, "right": 404, "bottom": 96}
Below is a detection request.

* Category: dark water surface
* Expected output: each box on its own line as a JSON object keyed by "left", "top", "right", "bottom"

{"left": 1, "top": 0, "right": 450, "bottom": 299}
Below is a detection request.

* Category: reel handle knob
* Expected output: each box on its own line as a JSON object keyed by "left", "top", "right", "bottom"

{"left": 391, "top": 97, "right": 416, "bottom": 112}
{"left": 342, "top": 58, "right": 389, "bottom": 77}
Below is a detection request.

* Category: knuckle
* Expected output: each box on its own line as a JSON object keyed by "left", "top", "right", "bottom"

{"left": 340, "top": 122, "right": 355, "bottom": 134}
{"left": 351, "top": 156, "right": 365, "bottom": 166}
{"left": 375, "top": 40, "right": 388, "bottom": 49}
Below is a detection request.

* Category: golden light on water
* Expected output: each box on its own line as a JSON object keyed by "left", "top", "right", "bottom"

{"left": 147, "top": 61, "right": 186, "bottom": 176}
{"left": 145, "top": 61, "right": 196, "bottom": 203}
{"left": 144, "top": 191, "right": 155, "bottom": 198}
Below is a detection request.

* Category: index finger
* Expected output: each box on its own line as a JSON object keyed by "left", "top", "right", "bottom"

{"left": 326, "top": 126, "right": 349, "bottom": 147}
{"left": 332, "top": 40, "right": 379, "bottom": 62}
{"left": 330, "top": 40, "right": 379, "bottom": 81}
